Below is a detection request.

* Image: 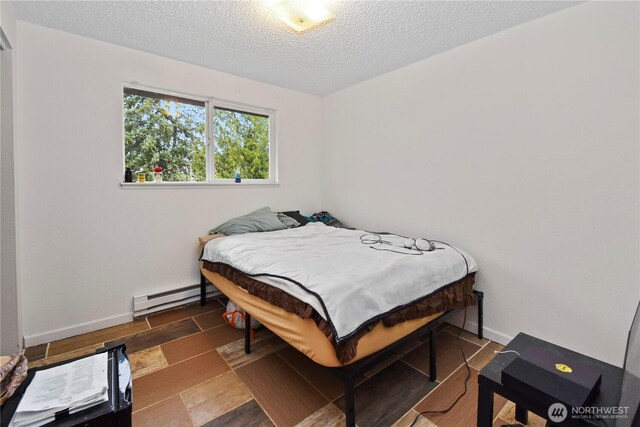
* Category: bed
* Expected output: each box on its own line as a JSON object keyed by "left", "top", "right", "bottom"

{"left": 198, "top": 222, "right": 483, "bottom": 426}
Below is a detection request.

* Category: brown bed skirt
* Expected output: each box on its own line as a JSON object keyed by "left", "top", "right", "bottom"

{"left": 202, "top": 260, "right": 476, "bottom": 364}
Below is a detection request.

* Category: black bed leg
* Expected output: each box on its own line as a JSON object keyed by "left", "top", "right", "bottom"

{"left": 429, "top": 329, "right": 437, "bottom": 382}
{"left": 244, "top": 312, "right": 251, "bottom": 355}
{"left": 200, "top": 273, "right": 206, "bottom": 306}
{"left": 474, "top": 290, "right": 484, "bottom": 340}
{"left": 344, "top": 375, "right": 355, "bottom": 427}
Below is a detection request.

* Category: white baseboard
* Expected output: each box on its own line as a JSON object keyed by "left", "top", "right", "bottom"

{"left": 134, "top": 284, "right": 220, "bottom": 318}
{"left": 23, "top": 312, "right": 133, "bottom": 348}
{"left": 22, "top": 296, "right": 513, "bottom": 349}
{"left": 446, "top": 319, "right": 513, "bottom": 346}
{"left": 22, "top": 283, "right": 221, "bottom": 348}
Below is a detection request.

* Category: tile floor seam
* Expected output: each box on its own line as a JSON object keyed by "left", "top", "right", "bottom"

{"left": 465, "top": 342, "right": 489, "bottom": 363}
{"left": 226, "top": 387, "right": 280, "bottom": 427}
{"left": 400, "top": 358, "right": 437, "bottom": 381}
{"left": 408, "top": 412, "right": 434, "bottom": 427}
{"left": 165, "top": 348, "right": 234, "bottom": 375}
{"left": 159, "top": 332, "right": 247, "bottom": 366}
{"left": 219, "top": 342, "right": 249, "bottom": 374}
{"left": 220, "top": 371, "right": 266, "bottom": 420}
{"left": 147, "top": 323, "right": 217, "bottom": 354}
{"left": 258, "top": 399, "right": 279, "bottom": 427}
{"left": 131, "top": 393, "right": 181, "bottom": 415}
{"left": 455, "top": 332, "right": 487, "bottom": 347}
{"left": 413, "top": 362, "right": 476, "bottom": 407}
{"left": 218, "top": 333, "right": 290, "bottom": 370}
{"left": 441, "top": 328, "right": 485, "bottom": 348}
{"left": 47, "top": 324, "right": 150, "bottom": 357}
{"left": 31, "top": 342, "right": 108, "bottom": 369}
{"left": 147, "top": 307, "right": 218, "bottom": 330}
{"left": 176, "top": 369, "right": 239, "bottom": 400}
{"left": 395, "top": 406, "right": 422, "bottom": 427}
{"left": 193, "top": 315, "right": 218, "bottom": 331}
{"left": 237, "top": 354, "right": 332, "bottom": 427}
{"left": 412, "top": 364, "right": 480, "bottom": 417}
{"left": 478, "top": 338, "right": 491, "bottom": 350}
{"left": 158, "top": 345, "right": 169, "bottom": 366}
{"left": 492, "top": 413, "right": 504, "bottom": 424}
{"left": 177, "top": 393, "right": 197, "bottom": 427}
{"left": 275, "top": 351, "right": 342, "bottom": 402}
{"left": 177, "top": 372, "right": 256, "bottom": 426}
{"left": 128, "top": 346, "right": 170, "bottom": 380}
{"left": 400, "top": 332, "right": 484, "bottom": 380}
{"left": 233, "top": 395, "right": 256, "bottom": 418}
{"left": 132, "top": 349, "right": 233, "bottom": 412}
{"left": 194, "top": 315, "right": 204, "bottom": 332}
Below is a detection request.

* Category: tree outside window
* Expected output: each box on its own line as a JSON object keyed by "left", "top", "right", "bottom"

{"left": 123, "top": 87, "right": 274, "bottom": 183}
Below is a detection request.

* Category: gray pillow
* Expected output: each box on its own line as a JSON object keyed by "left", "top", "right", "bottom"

{"left": 277, "top": 212, "right": 300, "bottom": 228}
{"left": 210, "top": 207, "right": 287, "bottom": 236}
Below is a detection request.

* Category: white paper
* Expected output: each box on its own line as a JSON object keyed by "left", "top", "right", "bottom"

{"left": 10, "top": 353, "right": 108, "bottom": 427}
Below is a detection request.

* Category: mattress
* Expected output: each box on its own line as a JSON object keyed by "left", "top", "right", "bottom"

{"left": 202, "top": 268, "right": 445, "bottom": 367}
{"left": 201, "top": 224, "right": 477, "bottom": 347}
{"left": 204, "top": 260, "right": 475, "bottom": 364}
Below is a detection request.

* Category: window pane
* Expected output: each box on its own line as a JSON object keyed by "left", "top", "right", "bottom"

{"left": 213, "top": 107, "right": 270, "bottom": 180}
{"left": 124, "top": 90, "right": 206, "bottom": 182}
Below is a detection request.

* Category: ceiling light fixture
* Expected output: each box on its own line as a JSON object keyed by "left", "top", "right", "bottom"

{"left": 265, "top": 0, "right": 335, "bottom": 33}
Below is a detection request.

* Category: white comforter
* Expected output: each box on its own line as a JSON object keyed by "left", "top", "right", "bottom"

{"left": 201, "top": 223, "right": 477, "bottom": 343}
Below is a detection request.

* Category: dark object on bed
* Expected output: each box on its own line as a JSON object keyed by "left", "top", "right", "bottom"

{"left": 306, "top": 211, "right": 345, "bottom": 228}
{"left": 278, "top": 210, "right": 310, "bottom": 225}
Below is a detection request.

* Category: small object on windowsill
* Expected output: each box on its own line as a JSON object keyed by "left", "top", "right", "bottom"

{"left": 137, "top": 171, "right": 145, "bottom": 183}
{"left": 124, "top": 168, "right": 132, "bottom": 183}
{"left": 235, "top": 170, "right": 241, "bottom": 183}
{"left": 154, "top": 166, "right": 163, "bottom": 183}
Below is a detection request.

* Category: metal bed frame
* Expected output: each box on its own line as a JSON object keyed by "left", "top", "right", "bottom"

{"left": 201, "top": 274, "right": 483, "bottom": 427}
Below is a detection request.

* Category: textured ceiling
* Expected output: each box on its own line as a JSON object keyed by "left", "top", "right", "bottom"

{"left": 12, "top": 1, "right": 579, "bottom": 96}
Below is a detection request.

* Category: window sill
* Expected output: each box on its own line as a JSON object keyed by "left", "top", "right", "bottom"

{"left": 120, "top": 181, "right": 279, "bottom": 189}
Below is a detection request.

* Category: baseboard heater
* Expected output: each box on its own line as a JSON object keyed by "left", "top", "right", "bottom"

{"left": 133, "top": 283, "right": 221, "bottom": 318}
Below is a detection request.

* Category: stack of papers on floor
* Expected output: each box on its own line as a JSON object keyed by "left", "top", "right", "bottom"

{"left": 10, "top": 352, "right": 109, "bottom": 427}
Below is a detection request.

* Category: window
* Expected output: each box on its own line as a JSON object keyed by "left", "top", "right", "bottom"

{"left": 123, "top": 87, "right": 276, "bottom": 184}
{"left": 213, "top": 107, "right": 270, "bottom": 180}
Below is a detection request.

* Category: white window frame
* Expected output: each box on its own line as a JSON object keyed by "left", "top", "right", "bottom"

{"left": 121, "top": 84, "right": 278, "bottom": 188}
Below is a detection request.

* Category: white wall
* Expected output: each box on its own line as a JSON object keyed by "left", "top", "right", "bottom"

{"left": 1, "top": 0, "right": 21, "bottom": 355}
{"left": 15, "top": 22, "right": 323, "bottom": 344}
{"left": 322, "top": 2, "right": 639, "bottom": 366}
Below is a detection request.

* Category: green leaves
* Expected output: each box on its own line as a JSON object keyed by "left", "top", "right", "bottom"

{"left": 124, "top": 93, "right": 270, "bottom": 182}
{"left": 124, "top": 94, "right": 206, "bottom": 182}
{"left": 213, "top": 109, "right": 269, "bottom": 180}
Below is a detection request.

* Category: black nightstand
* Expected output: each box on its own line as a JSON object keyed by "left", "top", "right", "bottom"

{"left": 477, "top": 333, "right": 623, "bottom": 426}
{"left": 1, "top": 344, "right": 132, "bottom": 427}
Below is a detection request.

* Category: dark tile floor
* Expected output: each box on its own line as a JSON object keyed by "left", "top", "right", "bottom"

{"left": 25, "top": 300, "right": 546, "bottom": 427}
